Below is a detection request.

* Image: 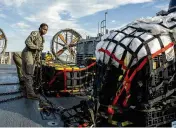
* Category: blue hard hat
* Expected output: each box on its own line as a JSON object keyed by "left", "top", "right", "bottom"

{"left": 168, "top": 0, "right": 176, "bottom": 13}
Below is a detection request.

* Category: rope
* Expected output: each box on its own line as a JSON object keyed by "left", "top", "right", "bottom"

{"left": 34, "top": 51, "right": 65, "bottom": 115}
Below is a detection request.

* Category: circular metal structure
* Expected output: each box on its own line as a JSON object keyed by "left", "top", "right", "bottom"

{"left": 0, "top": 28, "right": 7, "bottom": 55}
{"left": 51, "top": 28, "right": 82, "bottom": 64}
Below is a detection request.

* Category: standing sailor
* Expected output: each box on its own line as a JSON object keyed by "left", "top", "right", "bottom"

{"left": 22, "top": 23, "right": 48, "bottom": 99}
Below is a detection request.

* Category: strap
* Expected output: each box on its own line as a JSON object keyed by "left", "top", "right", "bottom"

{"left": 102, "top": 32, "right": 119, "bottom": 63}
{"left": 98, "top": 48, "right": 127, "bottom": 70}
{"left": 48, "top": 71, "right": 63, "bottom": 86}
{"left": 127, "top": 32, "right": 146, "bottom": 69}
{"left": 107, "top": 29, "right": 137, "bottom": 65}
{"left": 88, "top": 108, "right": 95, "bottom": 125}
{"left": 111, "top": 42, "right": 174, "bottom": 108}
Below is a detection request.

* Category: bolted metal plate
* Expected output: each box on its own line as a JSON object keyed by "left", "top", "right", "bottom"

{"left": 47, "top": 121, "right": 59, "bottom": 126}
{"left": 40, "top": 111, "right": 56, "bottom": 120}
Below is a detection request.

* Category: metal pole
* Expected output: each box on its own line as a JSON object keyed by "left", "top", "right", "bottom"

{"left": 98, "top": 22, "right": 99, "bottom": 35}
{"left": 105, "top": 11, "right": 108, "bottom": 34}
{"left": 101, "top": 21, "right": 104, "bottom": 34}
{"left": 105, "top": 13, "right": 106, "bottom": 33}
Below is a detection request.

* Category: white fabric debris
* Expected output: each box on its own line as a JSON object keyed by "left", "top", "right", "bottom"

{"left": 96, "top": 12, "right": 176, "bottom": 68}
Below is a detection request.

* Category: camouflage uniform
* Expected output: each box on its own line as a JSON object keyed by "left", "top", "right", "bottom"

{"left": 13, "top": 52, "right": 23, "bottom": 82}
{"left": 22, "top": 31, "right": 44, "bottom": 98}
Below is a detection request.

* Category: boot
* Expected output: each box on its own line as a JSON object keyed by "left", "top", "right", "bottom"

{"left": 26, "top": 81, "right": 40, "bottom": 100}
{"left": 27, "top": 93, "right": 40, "bottom": 100}
{"left": 19, "top": 84, "right": 27, "bottom": 97}
{"left": 24, "top": 70, "right": 40, "bottom": 100}
{"left": 39, "top": 99, "right": 51, "bottom": 107}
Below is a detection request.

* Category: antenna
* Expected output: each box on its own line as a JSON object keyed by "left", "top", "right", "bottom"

{"left": 105, "top": 11, "right": 108, "bottom": 33}
{"left": 98, "top": 22, "right": 99, "bottom": 34}
{"left": 100, "top": 11, "right": 108, "bottom": 35}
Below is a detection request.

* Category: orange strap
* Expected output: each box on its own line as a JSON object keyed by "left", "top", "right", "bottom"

{"left": 48, "top": 71, "right": 63, "bottom": 86}
{"left": 112, "top": 42, "right": 174, "bottom": 107}
{"left": 122, "top": 58, "right": 148, "bottom": 107}
{"left": 77, "top": 62, "right": 96, "bottom": 72}
{"left": 98, "top": 48, "right": 127, "bottom": 70}
{"left": 152, "top": 42, "right": 174, "bottom": 58}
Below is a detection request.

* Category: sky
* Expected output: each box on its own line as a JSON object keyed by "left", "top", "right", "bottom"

{"left": 0, "top": 0, "right": 170, "bottom": 52}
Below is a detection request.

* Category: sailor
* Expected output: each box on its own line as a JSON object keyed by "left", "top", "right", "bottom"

{"left": 22, "top": 23, "right": 48, "bottom": 99}
{"left": 45, "top": 51, "right": 53, "bottom": 62}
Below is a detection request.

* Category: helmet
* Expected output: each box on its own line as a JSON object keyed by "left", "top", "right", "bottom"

{"left": 168, "top": 0, "right": 176, "bottom": 13}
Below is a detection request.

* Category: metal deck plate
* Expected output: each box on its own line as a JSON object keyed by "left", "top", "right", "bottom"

{"left": 0, "top": 65, "right": 82, "bottom": 127}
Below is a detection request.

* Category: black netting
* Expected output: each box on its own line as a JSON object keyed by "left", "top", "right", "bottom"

{"left": 98, "top": 23, "right": 176, "bottom": 110}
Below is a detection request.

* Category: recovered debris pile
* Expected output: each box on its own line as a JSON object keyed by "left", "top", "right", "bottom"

{"left": 95, "top": 11, "right": 176, "bottom": 126}
{"left": 60, "top": 10, "right": 176, "bottom": 127}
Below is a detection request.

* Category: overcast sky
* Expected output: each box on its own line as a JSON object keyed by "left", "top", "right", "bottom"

{"left": 0, "top": 0, "right": 170, "bottom": 52}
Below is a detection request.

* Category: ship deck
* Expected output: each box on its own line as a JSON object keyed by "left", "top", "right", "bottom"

{"left": 0, "top": 65, "right": 174, "bottom": 127}
{"left": 0, "top": 65, "right": 83, "bottom": 127}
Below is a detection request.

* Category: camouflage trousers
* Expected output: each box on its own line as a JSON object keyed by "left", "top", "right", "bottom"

{"left": 13, "top": 52, "right": 23, "bottom": 82}
{"left": 22, "top": 49, "right": 39, "bottom": 96}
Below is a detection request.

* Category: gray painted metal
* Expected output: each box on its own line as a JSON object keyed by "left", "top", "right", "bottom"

{"left": 0, "top": 65, "right": 82, "bottom": 127}
{"left": 76, "top": 37, "right": 100, "bottom": 65}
